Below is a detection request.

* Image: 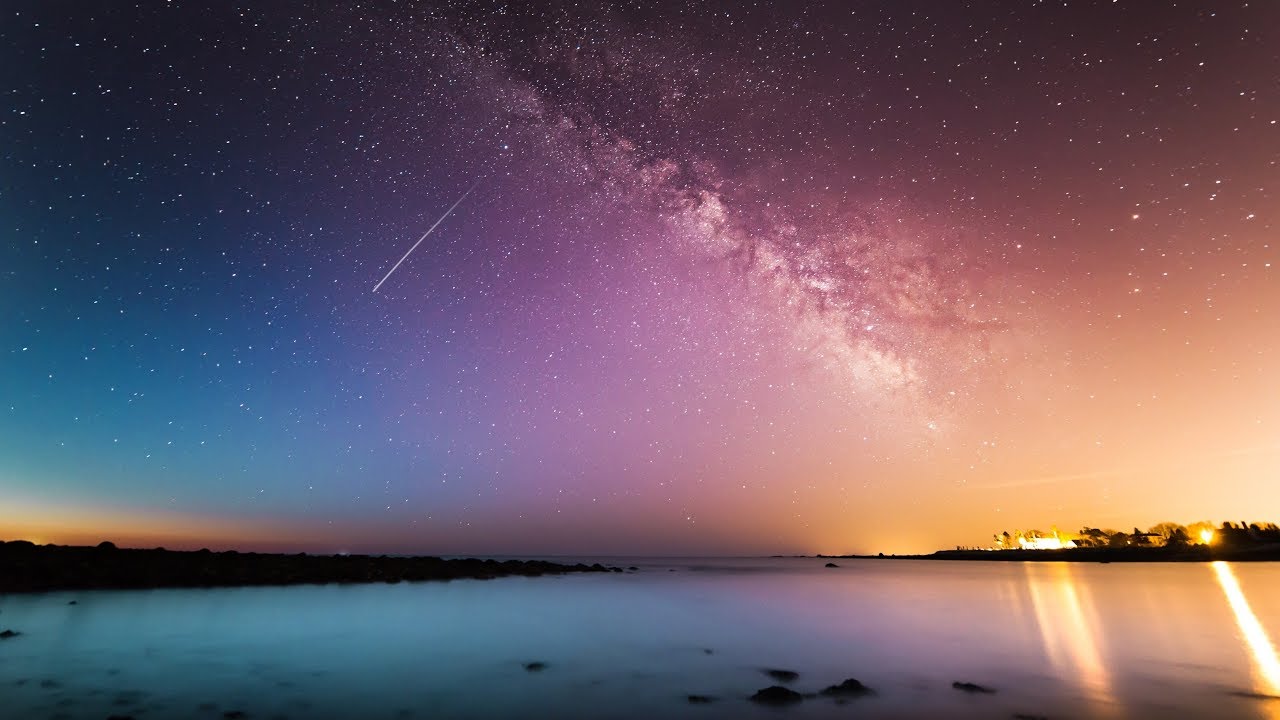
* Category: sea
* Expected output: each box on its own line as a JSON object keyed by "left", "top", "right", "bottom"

{"left": 1, "top": 557, "right": 1278, "bottom": 719}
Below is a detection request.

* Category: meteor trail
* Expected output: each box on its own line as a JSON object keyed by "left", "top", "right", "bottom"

{"left": 372, "top": 181, "right": 480, "bottom": 293}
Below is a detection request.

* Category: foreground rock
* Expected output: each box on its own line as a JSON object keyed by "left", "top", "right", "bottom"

{"left": 523, "top": 662, "right": 548, "bottom": 672}
{"left": 825, "top": 562, "right": 839, "bottom": 568}
{"left": 750, "top": 686, "right": 804, "bottom": 705}
{"left": 0, "top": 629, "right": 19, "bottom": 639}
{"left": 763, "top": 668, "right": 800, "bottom": 683}
{"left": 0, "top": 540, "right": 619, "bottom": 592}
{"left": 953, "top": 681, "right": 997, "bottom": 694}
{"left": 820, "top": 678, "right": 873, "bottom": 697}
{"left": 686, "top": 695, "right": 716, "bottom": 704}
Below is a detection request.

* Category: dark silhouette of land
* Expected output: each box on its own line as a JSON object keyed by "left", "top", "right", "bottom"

{"left": 923, "top": 544, "right": 1280, "bottom": 562}
{"left": 826, "top": 545, "right": 1280, "bottom": 562}
{"left": 828, "top": 521, "right": 1280, "bottom": 562}
{"left": 0, "top": 540, "right": 621, "bottom": 593}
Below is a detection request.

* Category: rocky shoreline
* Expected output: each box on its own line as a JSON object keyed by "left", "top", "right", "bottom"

{"left": 0, "top": 540, "right": 622, "bottom": 593}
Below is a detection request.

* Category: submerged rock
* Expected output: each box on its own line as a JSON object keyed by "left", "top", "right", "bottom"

{"left": 222, "top": 711, "right": 248, "bottom": 719}
{"left": 820, "top": 678, "right": 873, "bottom": 697}
{"left": 523, "top": 661, "right": 548, "bottom": 672}
{"left": 825, "top": 562, "right": 839, "bottom": 568}
{"left": 0, "top": 629, "right": 20, "bottom": 639}
{"left": 750, "top": 686, "right": 804, "bottom": 705}
{"left": 686, "top": 694, "right": 716, "bottom": 704}
{"left": 763, "top": 668, "right": 800, "bottom": 683}
{"left": 952, "top": 681, "right": 997, "bottom": 694}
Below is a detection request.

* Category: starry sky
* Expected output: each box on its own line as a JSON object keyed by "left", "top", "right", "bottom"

{"left": 2, "top": 1, "right": 1277, "bottom": 555}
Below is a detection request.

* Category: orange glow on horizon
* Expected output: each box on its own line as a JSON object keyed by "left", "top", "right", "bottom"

{"left": 0, "top": 500, "right": 314, "bottom": 552}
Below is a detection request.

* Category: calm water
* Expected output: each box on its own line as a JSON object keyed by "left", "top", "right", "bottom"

{"left": 2, "top": 558, "right": 1279, "bottom": 719}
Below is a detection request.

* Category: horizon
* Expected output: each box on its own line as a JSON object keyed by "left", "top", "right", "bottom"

{"left": 3, "top": 1, "right": 1278, "bottom": 556}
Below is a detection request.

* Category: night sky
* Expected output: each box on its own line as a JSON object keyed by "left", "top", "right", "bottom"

{"left": 3, "top": 1, "right": 1277, "bottom": 555}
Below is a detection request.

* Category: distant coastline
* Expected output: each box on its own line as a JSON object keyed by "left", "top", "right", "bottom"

{"left": 0, "top": 540, "right": 621, "bottom": 593}
{"left": 821, "top": 520, "right": 1280, "bottom": 562}
{"left": 823, "top": 545, "right": 1280, "bottom": 562}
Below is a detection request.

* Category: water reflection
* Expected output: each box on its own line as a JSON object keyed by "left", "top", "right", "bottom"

{"left": 3, "top": 560, "right": 1280, "bottom": 718}
{"left": 1025, "top": 563, "right": 1117, "bottom": 716}
{"left": 1212, "top": 561, "right": 1280, "bottom": 711}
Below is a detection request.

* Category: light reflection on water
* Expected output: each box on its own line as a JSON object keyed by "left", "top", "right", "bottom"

{"left": 1213, "top": 561, "right": 1280, "bottom": 717}
{"left": 0, "top": 558, "right": 1279, "bottom": 719}
{"left": 1024, "top": 562, "right": 1117, "bottom": 716}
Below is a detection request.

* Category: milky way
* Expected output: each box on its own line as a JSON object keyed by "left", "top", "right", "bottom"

{"left": 3, "top": 1, "right": 1277, "bottom": 554}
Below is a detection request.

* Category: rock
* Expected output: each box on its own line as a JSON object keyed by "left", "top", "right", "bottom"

{"left": 702, "top": 648, "right": 714, "bottom": 655}
{"left": 223, "top": 711, "right": 248, "bottom": 719}
{"left": 67, "top": 600, "right": 78, "bottom": 605}
{"left": 97, "top": 541, "right": 118, "bottom": 550}
{"left": 824, "top": 562, "right": 839, "bottom": 568}
{"left": 523, "top": 661, "right": 548, "bottom": 672}
{"left": 628, "top": 566, "right": 638, "bottom": 571}
{"left": 106, "top": 715, "right": 137, "bottom": 720}
{"left": 0, "top": 629, "right": 20, "bottom": 639}
{"left": 820, "top": 678, "right": 873, "bottom": 697}
{"left": 1012, "top": 714, "right": 1048, "bottom": 720}
{"left": 750, "top": 686, "right": 804, "bottom": 705}
{"left": 764, "top": 668, "right": 800, "bottom": 683}
{"left": 953, "top": 681, "right": 996, "bottom": 694}
{"left": 686, "top": 695, "right": 716, "bottom": 704}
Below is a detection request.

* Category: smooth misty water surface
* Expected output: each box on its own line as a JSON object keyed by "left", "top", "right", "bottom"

{"left": 2, "top": 558, "right": 1280, "bottom": 719}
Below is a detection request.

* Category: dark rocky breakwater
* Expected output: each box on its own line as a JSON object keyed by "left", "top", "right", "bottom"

{"left": 0, "top": 540, "right": 621, "bottom": 593}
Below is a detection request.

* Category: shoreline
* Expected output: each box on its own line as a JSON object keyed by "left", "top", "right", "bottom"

{"left": 822, "top": 545, "right": 1280, "bottom": 562}
{"left": 0, "top": 540, "right": 622, "bottom": 593}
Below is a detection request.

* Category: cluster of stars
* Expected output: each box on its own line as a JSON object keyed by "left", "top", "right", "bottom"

{"left": 1, "top": 0, "right": 1276, "bottom": 553}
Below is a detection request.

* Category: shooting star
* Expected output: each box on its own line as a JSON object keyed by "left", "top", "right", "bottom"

{"left": 372, "top": 180, "right": 480, "bottom": 293}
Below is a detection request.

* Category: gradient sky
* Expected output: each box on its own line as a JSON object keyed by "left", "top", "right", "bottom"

{"left": 2, "top": 1, "right": 1277, "bottom": 555}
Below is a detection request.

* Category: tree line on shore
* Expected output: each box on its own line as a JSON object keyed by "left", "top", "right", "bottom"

{"left": 993, "top": 521, "right": 1280, "bottom": 550}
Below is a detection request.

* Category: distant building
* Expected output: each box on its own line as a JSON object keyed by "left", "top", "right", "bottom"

{"left": 1130, "top": 532, "right": 1165, "bottom": 547}
{"left": 992, "top": 529, "right": 1076, "bottom": 550}
{"left": 1017, "top": 535, "right": 1076, "bottom": 550}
